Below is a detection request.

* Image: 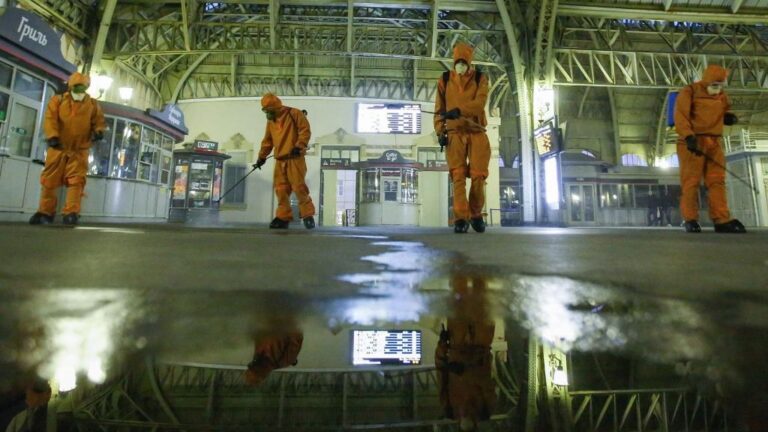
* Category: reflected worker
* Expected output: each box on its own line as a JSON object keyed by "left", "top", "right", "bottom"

{"left": 244, "top": 330, "right": 304, "bottom": 386}
{"left": 435, "top": 274, "right": 496, "bottom": 431}
{"left": 5, "top": 379, "right": 58, "bottom": 432}
{"left": 253, "top": 93, "right": 316, "bottom": 230}
{"left": 434, "top": 42, "right": 491, "bottom": 234}
{"left": 29, "top": 72, "right": 106, "bottom": 226}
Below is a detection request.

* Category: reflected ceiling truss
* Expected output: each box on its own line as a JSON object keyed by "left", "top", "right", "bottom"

{"left": 72, "top": 358, "right": 519, "bottom": 430}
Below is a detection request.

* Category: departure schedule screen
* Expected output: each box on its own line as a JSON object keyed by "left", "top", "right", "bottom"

{"left": 356, "top": 103, "right": 422, "bottom": 134}
{"left": 352, "top": 330, "right": 422, "bottom": 365}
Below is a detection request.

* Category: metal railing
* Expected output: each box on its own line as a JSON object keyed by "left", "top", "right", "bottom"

{"left": 569, "top": 388, "right": 732, "bottom": 432}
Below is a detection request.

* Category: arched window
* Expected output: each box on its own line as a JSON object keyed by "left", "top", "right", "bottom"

{"left": 511, "top": 155, "right": 521, "bottom": 169}
{"left": 655, "top": 153, "right": 679, "bottom": 168}
{"left": 581, "top": 150, "right": 597, "bottom": 158}
{"left": 621, "top": 153, "right": 648, "bottom": 167}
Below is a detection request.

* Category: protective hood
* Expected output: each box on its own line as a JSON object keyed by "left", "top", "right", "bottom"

{"left": 67, "top": 72, "right": 91, "bottom": 89}
{"left": 261, "top": 93, "right": 284, "bottom": 110}
{"left": 453, "top": 43, "right": 473, "bottom": 66}
{"left": 701, "top": 65, "right": 727, "bottom": 85}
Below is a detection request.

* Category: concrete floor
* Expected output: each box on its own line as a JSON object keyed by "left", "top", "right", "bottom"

{"left": 0, "top": 222, "right": 766, "bottom": 428}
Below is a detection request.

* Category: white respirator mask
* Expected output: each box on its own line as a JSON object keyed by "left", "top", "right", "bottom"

{"left": 71, "top": 92, "right": 86, "bottom": 101}
{"left": 454, "top": 62, "right": 469, "bottom": 75}
{"left": 706, "top": 83, "right": 723, "bottom": 96}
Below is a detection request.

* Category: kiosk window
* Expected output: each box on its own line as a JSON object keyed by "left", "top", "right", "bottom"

{"left": 188, "top": 160, "right": 214, "bottom": 208}
{"left": 88, "top": 118, "right": 114, "bottom": 176}
{"left": 111, "top": 120, "right": 140, "bottom": 179}
{"left": 13, "top": 71, "right": 44, "bottom": 101}
{"left": 161, "top": 154, "right": 172, "bottom": 185}
{"left": 361, "top": 168, "right": 380, "bottom": 203}
{"left": 0, "top": 62, "right": 11, "bottom": 89}
{"left": 139, "top": 128, "right": 159, "bottom": 182}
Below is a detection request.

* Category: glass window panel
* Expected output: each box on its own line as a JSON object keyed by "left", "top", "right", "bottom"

{"left": 400, "top": 168, "right": 418, "bottom": 203}
{"left": 111, "top": 120, "right": 140, "bottom": 179}
{"left": 188, "top": 159, "right": 214, "bottom": 208}
{"left": 384, "top": 180, "right": 398, "bottom": 202}
{"left": 31, "top": 83, "right": 56, "bottom": 161}
{"left": 618, "top": 184, "right": 633, "bottom": 208}
{"left": 583, "top": 185, "right": 595, "bottom": 222}
{"left": 600, "top": 184, "right": 619, "bottom": 208}
{"left": 88, "top": 117, "right": 114, "bottom": 176}
{"left": 4, "top": 103, "right": 37, "bottom": 157}
{"left": 0, "top": 91, "right": 9, "bottom": 123}
{"left": 361, "top": 168, "right": 380, "bottom": 203}
{"left": 569, "top": 185, "right": 582, "bottom": 222}
{"left": 0, "top": 62, "right": 12, "bottom": 88}
{"left": 162, "top": 135, "right": 173, "bottom": 151}
{"left": 634, "top": 185, "right": 651, "bottom": 209}
{"left": 138, "top": 128, "right": 159, "bottom": 182}
{"left": 13, "top": 71, "right": 44, "bottom": 101}
{"left": 161, "top": 152, "right": 172, "bottom": 185}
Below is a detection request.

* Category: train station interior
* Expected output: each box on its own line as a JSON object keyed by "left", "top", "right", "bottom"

{"left": 0, "top": 0, "right": 766, "bottom": 431}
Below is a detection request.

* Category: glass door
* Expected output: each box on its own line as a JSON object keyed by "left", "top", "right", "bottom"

{"left": 567, "top": 184, "right": 597, "bottom": 224}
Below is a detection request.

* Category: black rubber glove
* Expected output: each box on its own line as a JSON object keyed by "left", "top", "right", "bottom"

{"left": 685, "top": 135, "right": 701, "bottom": 156}
{"left": 441, "top": 108, "right": 461, "bottom": 120}
{"left": 252, "top": 158, "right": 266, "bottom": 170}
{"left": 291, "top": 147, "right": 302, "bottom": 157}
{"left": 93, "top": 131, "right": 104, "bottom": 141}
{"left": 47, "top": 138, "right": 60, "bottom": 148}
{"left": 724, "top": 112, "right": 738, "bottom": 126}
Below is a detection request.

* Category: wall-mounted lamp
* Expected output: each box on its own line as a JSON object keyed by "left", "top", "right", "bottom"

{"left": 118, "top": 87, "right": 134, "bottom": 103}
{"left": 89, "top": 74, "right": 113, "bottom": 99}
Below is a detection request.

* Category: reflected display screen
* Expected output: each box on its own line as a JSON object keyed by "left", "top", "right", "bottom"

{"left": 352, "top": 330, "right": 422, "bottom": 365}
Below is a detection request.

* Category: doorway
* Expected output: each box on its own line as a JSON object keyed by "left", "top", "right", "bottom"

{"left": 566, "top": 183, "right": 596, "bottom": 224}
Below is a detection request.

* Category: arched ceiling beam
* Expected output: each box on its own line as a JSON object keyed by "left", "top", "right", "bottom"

{"left": 558, "top": 4, "right": 768, "bottom": 25}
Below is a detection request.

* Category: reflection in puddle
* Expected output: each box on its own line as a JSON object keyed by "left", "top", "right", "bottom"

{"left": 1, "top": 241, "right": 765, "bottom": 430}
{"left": 1, "top": 289, "right": 143, "bottom": 392}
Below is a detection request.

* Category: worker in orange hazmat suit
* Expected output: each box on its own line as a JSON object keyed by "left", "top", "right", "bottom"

{"left": 253, "top": 93, "right": 316, "bottom": 229}
{"left": 434, "top": 42, "right": 491, "bottom": 234}
{"left": 29, "top": 72, "right": 106, "bottom": 226}
{"left": 674, "top": 64, "right": 746, "bottom": 233}
{"left": 244, "top": 331, "right": 304, "bottom": 386}
{"left": 435, "top": 273, "right": 497, "bottom": 431}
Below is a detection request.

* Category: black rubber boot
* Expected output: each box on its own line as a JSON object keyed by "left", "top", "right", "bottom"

{"left": 470, "top": 217, "right": 486, "bottom": 233}
{"left": 269, "top": 217, "right": 290, "bottom": 229}
{"left": 303, "top": 216, "right": 315, "bottom": 230}
{"left": 29, "top": 212, "right": 54, "bottom": 225}
{"left": 454, "top": 219, "right": 469, "bottom": 234}
{"left": 62, "top": 213, "right": 79, "bottom": 226}
{"left": 683, "top": 220, "right": 701, "bottom": 233}
{"left": 714, "top": 219, "right": 747, "bottom": 234}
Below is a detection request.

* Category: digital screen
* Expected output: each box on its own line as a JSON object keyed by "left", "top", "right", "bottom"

{"left": 352, "top": 330, "right": 422, "bottom": 366}
{"left": 356, "top": 103, "right": 422, "bottom": 134}
{"left": 534, "top": 124, "right": 560, "bottom": 157}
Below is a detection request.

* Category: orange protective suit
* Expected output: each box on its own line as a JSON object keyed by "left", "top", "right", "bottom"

{"left": 435, "top": 274, "right": 496, "bottom": 426}
{"left": 244, "top": 332, "right": 304, "bottom": 386}
{"left": 434, "top": 43, "right": 491, "bottom": 222}
{"left": 674, "top": 65, "right": 732, "bottom": 224}
{"left": 258, "top": 93, "right": 315, "bottom": 221}
{"left": 38, "top": 73, "right": 106, "bottom": 216}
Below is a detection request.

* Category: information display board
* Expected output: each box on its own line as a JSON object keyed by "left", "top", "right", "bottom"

{"left": 352, "top": 330, "right": 422, "bottom": 366}
{"left": 356, "top": 103, "right": 421, "bottom": 134}
{"left": 533, "top": 122, "right": 561, "bottom": 158}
